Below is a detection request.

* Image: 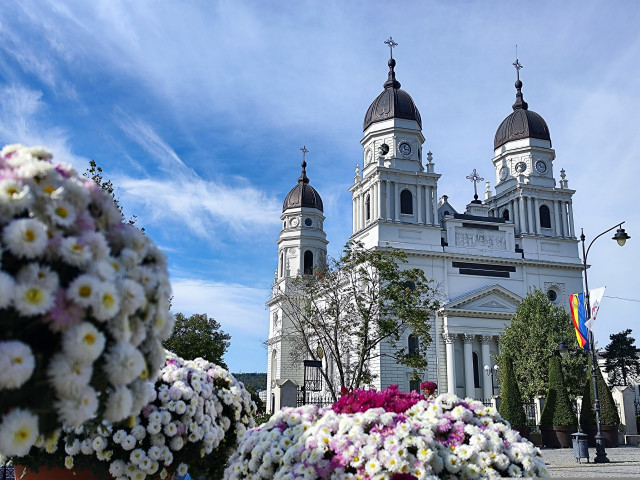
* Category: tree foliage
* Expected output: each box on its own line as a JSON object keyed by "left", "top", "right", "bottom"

{"left": 540, "top": 355, "right": 577, "bottom": 427}
{"left": 163, "top": 313, "right": 231, "bottom": 368}
{"left": 498, "top": 356, "right": 527, "bottom": 427}
{"left": 497, "top": 289, "right": 587, "bottom": 401}
{"left": 277, "top": 241, "right": 441, "bottom": 401}
{"left": 601, "top": 329, "right": 640, "bottom": 386}
{"left": 592, "top": 357, "right": 620, "bottom": 426}
{"left": 579, "top": 372, "right": 596, "bottom": 427}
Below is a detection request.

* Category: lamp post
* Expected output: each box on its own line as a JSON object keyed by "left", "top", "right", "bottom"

{"left": 483, "top": 364, "right": 499, "bottom": 397}
{"left": 579, "top": 222, "right": 631, "bottom": 463}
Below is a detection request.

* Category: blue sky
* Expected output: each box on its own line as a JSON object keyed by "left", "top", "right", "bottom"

{"left": 1, "top": 1, "right": 639, "bottom": 373}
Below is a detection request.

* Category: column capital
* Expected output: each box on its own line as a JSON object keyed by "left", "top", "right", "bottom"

{"left": 463, "top": 334, "right": 475, "bottom": 344}
{"left": 442, "top": 333, "right": 457, "bottom": 344}
{"left": 479, "top": 335, "right": 493, "bottom": 344}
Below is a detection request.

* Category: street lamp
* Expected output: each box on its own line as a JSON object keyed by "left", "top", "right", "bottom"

{"left": 483, "top": 364, "right": 499, "bottom": 396}
{"left": 580, "top": 222, "right": 631, "bottom": 463}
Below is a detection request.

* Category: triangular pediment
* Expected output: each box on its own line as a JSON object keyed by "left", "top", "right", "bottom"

{"left": 441, "top": 284, "right": 522, "bottom": 315}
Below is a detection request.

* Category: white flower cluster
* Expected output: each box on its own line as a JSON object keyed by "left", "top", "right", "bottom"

{"left": 0, "top": 145, "right": 174, "bottom": 458}
{"left": 225, "top": 394, "right": 549, "bottom": 480}
{"left": 61, "top": 352, "right": 256, "bottom": 480}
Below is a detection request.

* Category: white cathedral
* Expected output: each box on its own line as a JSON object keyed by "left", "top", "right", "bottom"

{"left": 265, "top": 50, "right": 584, "bottom": 413}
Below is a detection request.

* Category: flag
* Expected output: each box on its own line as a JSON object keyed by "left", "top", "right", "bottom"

{"left": 585, "top": 286, "right": 606, "bottom": 331}
{"left": 568, "top": 292, "right": 589, "bottom": 350}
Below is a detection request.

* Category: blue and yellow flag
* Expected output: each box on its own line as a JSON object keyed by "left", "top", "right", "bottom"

{"left": 568, "top": 293, "right": 589, "bottom": 350}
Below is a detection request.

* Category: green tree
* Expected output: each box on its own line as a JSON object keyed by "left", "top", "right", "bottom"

{"left": 498, "top": 356, "right": 527, "bottom": 427}
{"left": 540, "top": 355, "right": 577, "bottom": 427}
{"left": 593, "top": 357, "right": 620, "bottom": 426}
{"left": 497, "top": 289, "right": 587, "bottom": 401}
{"left": 278, "top": 241, "right": 441, "bottom": 401}
{"left": 600, "top": 329, "right": 640, "bottom": 386}
{"left": 163, "top": 313, "right": 231, "bottom": 368}
{"left": 579, "top": 374, "right": 596, "bottom": 428}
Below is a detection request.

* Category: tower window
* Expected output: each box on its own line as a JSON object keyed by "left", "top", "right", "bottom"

{"left": 400, "top": 189, "right": 413, "bottom": 214}
{"left": 408, "top": 335, "right": 419, "bottom": 355}
{"left": 539, "top": 205, "right": 551, "bottom": 228}
{"left": 502, "top": 209, "right": 510, "bottom": 221}
{"left": 472, "top": 352, "right": 480, "bottom": 388}
{"left": 303, "top": 250, "right": 314, "bottom": 275}
{"left": 365, "top": 194, "right": 371, "bottom": 221}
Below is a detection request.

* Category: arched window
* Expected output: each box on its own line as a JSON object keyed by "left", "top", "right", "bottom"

{"left": 279, "top": 252, "right": 284, "bottom": 277}
{"left": 271, "top": 350, "right": 277, "bottom": 384}
{"left": 365, "top": 194, "right": 371, "bottom": 221}
{"left": 502, "top": 209, "right": 510, "bottom": 221}
{"left": 408, "top": 335, "right": 419, "bottom": 355}
{"left": 400, "top": 189, "right": 413, "bottom": 214}
{"left": 304, "top": 250, "right": 314, "bottom": 275}
{"left": 472, "top": 352, "right": 480, "bottom": 388}
{"left": 539, "top": 205, "right": 551, "bottom": 228}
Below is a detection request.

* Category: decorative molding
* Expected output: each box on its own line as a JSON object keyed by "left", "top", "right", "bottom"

{"left": 479, "top": 335, "right": 493, "bottom": 344}
{"left": 477, "top": 300, "right": 508, "bottom": 310}
{"left": 442, "top": 333, "right": 457, "bottom": 344}
{"left": 455, "top": 228, "right": 507, "bottom": 250}
{"left": 463, "top": 334, "right": 475, "bottom": 343}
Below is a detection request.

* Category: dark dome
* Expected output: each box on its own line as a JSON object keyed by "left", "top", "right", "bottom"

{"left": 282, "top": 161, "right": 323, "bottom": 212}
{"left": 494, "top": 79, "right": 551, "bottom": 150}
{"left": 363, "top": 59, "right": 422, "bottom": 131}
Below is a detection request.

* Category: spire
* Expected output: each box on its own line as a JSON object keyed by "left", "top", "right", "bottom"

{"left": 298, "top": 145, "right": 309, "bottom": 184}
{"left": 512, "top": 55, "right": 528, "bottom": 111}
{"left": 383, "top": 36, "right": 401, "bottom": 89}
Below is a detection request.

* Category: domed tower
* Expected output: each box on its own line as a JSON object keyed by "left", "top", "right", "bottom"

{"left": 266, "top": 147, "right": 327, "bottom": 412}
{"left": 487, "top": 58, "right": 577, "bottom": 246}
{"left": 351, "top": 38, "right": 442, "bottom": 251}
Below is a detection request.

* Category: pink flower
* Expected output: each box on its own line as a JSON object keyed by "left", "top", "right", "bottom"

{"left": 44, "top": 288, "right": 84, "bottom": 331}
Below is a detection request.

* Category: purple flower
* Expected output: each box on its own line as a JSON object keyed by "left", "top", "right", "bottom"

{"left": 44, "top": 288, "right": 84, "bottom": 331}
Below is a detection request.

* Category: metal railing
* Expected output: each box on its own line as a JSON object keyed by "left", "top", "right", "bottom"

{"left": 296, "top": 389, "right": 335, "bottom": 407}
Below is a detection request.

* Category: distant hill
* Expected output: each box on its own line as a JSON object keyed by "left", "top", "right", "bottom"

{"left": 233, "top": 373, "right": 267, "bottom": 391}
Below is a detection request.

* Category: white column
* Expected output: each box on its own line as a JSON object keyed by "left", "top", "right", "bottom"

{"left": 386, "top": 181, "right": 392, "bottom": 222}
{"left": 561, "top": 201, "right": 569, "bottom": 238}
{"left": 352, "top": 197, "right": 357, "bottom": 232}
{"left": 357, "top": 195, "right": 362, "bottom": 231}
{"left": 480, "top": 336, "right": 493, "bottom": 400}
{"left": 519, "top": 196, "right": 527, "bottom": 234}
{"left": 394, "top": 182, "right": 401, "bottom": 222}
{"left": 371, "top": 185, "right": 377, "bottom": 222}
{"left": 463, "top": 334, "right": 475, "bottom": 399}
{"left": 417, "top": 184, "right": 423, "bottom": 224}
{"left": 568, "top": 200, "right": 575, "bottom": 238}
{"left": 375, "top": 183, "right": 381, "bottom": 220}
{"left": 554, "top": 200, "right": 562, "bottom": 237}
{"left": 527, "top": 196, "right": 534, "bottom": 235}
{"left": 432, "top": 186, "right": 438, "bottom": 225}
{"left": 533, "top": 198, "right": 540, "bottom": 235}
{"left": 426, "top": 187, "right": 433, "bottom": 225}
{"left": 444, "top": 333, "right": 457, "bottom": 394}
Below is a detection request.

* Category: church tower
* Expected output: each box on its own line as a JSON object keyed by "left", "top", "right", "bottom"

{"left": 487, "top": 59, "right": 577, "bottom": 262}
{"left": 266, "top": 147, "right": 327, "bottom": 412}
{"left": 351, "top": 38, "right": 442, "bottom": 252}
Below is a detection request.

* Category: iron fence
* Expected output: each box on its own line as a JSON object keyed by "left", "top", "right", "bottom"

{"left": 523, "top": 402, "right": 539, "bottom": 432}
{"left": 296, "top": 389, "right": 335, "bottom": 407}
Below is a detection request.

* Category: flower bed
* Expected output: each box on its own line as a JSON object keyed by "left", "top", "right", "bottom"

{"left": 225, "top": 387, "right": 549, "bottom": 479}
{"left": 0, "top": 145, "right": 173, "bottom": 458}
{"left": 41, "top": 352, "right": 256, "bottom": 479}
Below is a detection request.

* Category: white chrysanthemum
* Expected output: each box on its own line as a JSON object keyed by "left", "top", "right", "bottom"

{"left": 92, "top": 281, "right": 120, "bottom": 321}
{"left": 176, "top": 463, "right": 188, "bottom": 476}
{"left": 104, "top": 385, "right": 134, "bottom": 423}
{"left": 444, "top": 453, "right": 462, "bottom": 473}
{"left": 507, "top": 463, "right": 523, "bottom": 476}
{"left": 121, "top": 435, "right": 136, "bottom": 450}
{"left": 0, "top": 408, "right": 39, "bottom": 457}
{"left": 170, "top": 434, "right": 184, "bottom": 451}
{"left": 64, "top": 455, "right": 74, "bottom": 469}
{"left": 0, "top": 179, "right": 32, "bottom": 216}
{"left": 0, "top": 271, "right": 15, "bottom": 309}
{"left": 65, "top": 438, "right": 81, "bottom": 455}
{"left": 55, "top": 385, "right": 99, "bottom": 427}
{"left": 58, "top": 236, "right": 92, "bottom": 267}
{"left": 131, "top": 425, "right": 146, "bottom": 441}
{"left": 62, "top": 322, "right": 106, "bottom": 363}
{"left": 2, "top": 218, "right": 48, "bottom": 258}
{"left": 47, "top": 200, "right": 77, "bottom": 227}
{"left": 79, "top": 231, "right": 110, "bottom": 261}
{"left": 67, "top": 274, "right": 99, "bottom": 307}
{"left": 130, "top": 380, "right": 157, "bottom": 414}
{"left": 14, "top": 282, "right": 54, "bottom": 316}
{"left": 103, "top": 342, "right": 145, "bottom": 385}
{"left": 47, "top": 353, "right": 93, "bottom": 396}
{"left": 0, "top": 340, "right": 36, "bottom": 389}
{"left": 118, "top": 279, "right": 146, "bottom": 315}
{"left": 16, "top": 263, "right": 59, "bottom": 291}
{"left": 109, "top": 460, "right": 127, "bottom": 477}
{"left": 364, "top": 458, "right": 382, "bottom": 476}
{"left": 92, "top": 436, "right": 107, "bottom": 452}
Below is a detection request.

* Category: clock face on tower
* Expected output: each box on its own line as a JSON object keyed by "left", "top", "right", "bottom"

{"left": 515, "top": 161, "right": 527, "bottom": 173}
{"left": 499, "top": 166, "right": 509, "bottom": 181}
{"left": 535, "top": 160, "right": 547, "bottom": 174}
{"left": 399, "top": 142, "right": 411, "bottom": 156}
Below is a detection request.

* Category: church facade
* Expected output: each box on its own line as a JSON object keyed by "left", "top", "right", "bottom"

{"left": 265, "top": 51, "right": 584, "bottom": 412}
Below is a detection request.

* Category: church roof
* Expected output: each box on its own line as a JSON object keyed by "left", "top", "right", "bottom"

{"left": 282, "top": 159, "right": 324, "bottom": 212}
{"left": 363, "top": 58, "right": 422, "bottom": 131}
{"left": 494, "top": 65, "right": 551, "bottom": 150}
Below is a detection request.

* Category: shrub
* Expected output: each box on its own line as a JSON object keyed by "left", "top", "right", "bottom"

{"left": 499, "top": 356, "right": 527, "bottom": 427}
{"left": 579, "top": 374, "right": 596, "bottom": 428}
{"left": 593, "top": 357, "right": 620, "bottom": 426}
{"left": 540, "top": 355, "right": 577, "bottom": 426}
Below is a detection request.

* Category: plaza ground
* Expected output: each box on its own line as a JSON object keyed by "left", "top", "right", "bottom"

{"left": 541, "top": 445, "right": 640, "bottom": 477}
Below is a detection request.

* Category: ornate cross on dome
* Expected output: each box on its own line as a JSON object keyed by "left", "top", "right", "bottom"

{"left": 384, "top": 36, "right": 398, "bottom": 59}
{"left": 513, "top": 57, "right": 523, "bottom": 81}
{"left": 298, "top": 145, "right": 309, "bottom": 183}
{"left": 300, "top": 145, "right": 309, "bottom": 163}
{"left": 466, "top": 168, "right": 484, "bottom": 202}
